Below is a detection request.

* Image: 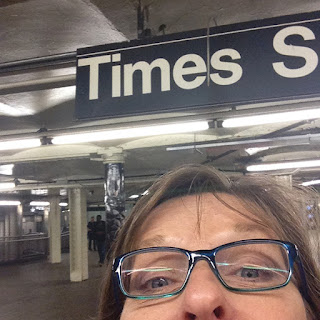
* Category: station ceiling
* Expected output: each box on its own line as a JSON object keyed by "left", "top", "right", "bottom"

{"left": 1, "top": 0, "right": 320, "bottom": 205}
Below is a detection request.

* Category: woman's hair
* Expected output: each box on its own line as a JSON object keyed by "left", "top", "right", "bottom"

{"left": 98, "top": 164, "right": 320, "bottom": 320}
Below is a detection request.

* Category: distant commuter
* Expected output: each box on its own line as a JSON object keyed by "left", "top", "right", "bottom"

{"left": 87, "top": 216, "right": 96, "bottom": 251}
{"left": 95, "top": 215, "right": 106, "bottom": 266}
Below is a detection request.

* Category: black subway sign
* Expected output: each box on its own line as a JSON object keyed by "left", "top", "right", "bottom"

{"left": 75, "top": 11, "right": 320, "bottom": 120}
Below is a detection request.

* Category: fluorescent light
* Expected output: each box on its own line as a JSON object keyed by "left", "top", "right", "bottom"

{"left": 245, "top": 147, "right": 270, "bottom": 155}
{"left": 31, "top": 189, "right": 48, "bottom": 195}
{"left": 59, "top": 202, "right": 68, "bottom": 207}
{"left": 60, "top": 189, "right": 67, "bottom": 196}
{"left": 52, "top": 121, "right": 209, "bottom": 144}
{"left": 247, "top": 159, "right": 320, "bottom": 172}
{"left": 0, "top": 164, "right": 14, "bottom": 175}
{"left": 0, "top": 102, "right": 33, "bottom": 116}
{"left": 141, "top": 189, "right": 149, "bottom": 196}
{"left": 0, "top": 139, "right": 41, "bottom": 151}
{"left": 129, "top": 194, "right": 139, "bottom": 199}
{"left": 222, "top": 108, "right": 320, "bottom": 128}
{"left": 30, "top": 201, "right": 50, "bottom": 206}
{"left": 0, "top": 201, "right": 21, "bottom": 206}
{"left": 0, "top": 182, "right": 15, "bottom": 189}
{"left": 301, "top": 180, "right": 320, "bottom": 186}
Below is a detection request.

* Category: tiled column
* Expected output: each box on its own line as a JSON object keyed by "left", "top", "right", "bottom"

{"left": 68, "top": 188, "right": 88, "bottom": 282}
{"left": 48, "top": 191, "right": 61, "bottom": 263}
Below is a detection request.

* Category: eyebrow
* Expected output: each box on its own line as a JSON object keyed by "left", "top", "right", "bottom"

{"left": 137, "top": 223, "right": 273, "bottom": 249}
{"left": 137, "top": 235, "right": 169, "bottom": 249}
{"left": 233, "top": 222, "right": 272, "bottom": 235}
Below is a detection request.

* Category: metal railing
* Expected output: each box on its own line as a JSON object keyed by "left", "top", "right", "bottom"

{"left": 0, "top": 232, "right": 69, "bottom": 263}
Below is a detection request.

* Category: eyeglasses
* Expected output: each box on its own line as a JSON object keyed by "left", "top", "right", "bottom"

{"left": 113, "top": 239, "right": 308, "bottom": 300}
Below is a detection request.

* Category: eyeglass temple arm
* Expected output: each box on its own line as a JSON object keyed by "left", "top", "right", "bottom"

{"left": 296, "top": 254, "right": 309, "bottom": 301}
{"left": 112, "top": 264, "right": 124, "bottom": 313}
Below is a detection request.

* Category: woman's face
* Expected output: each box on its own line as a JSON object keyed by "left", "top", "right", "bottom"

{"left": 120, "top": 193, "right": 307, "bottom": 320}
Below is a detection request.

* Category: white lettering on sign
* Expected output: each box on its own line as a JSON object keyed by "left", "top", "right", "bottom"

{"left": 273, "top": 26, "right": 318, "bottom": 78}
{"left": 78, "top": 50, "right": 242, "bottom": 100}
{"left": 210, "top": 49, "right": 243, "bottom": 85}
{"left": 78, "top": 26, "right": 318, "bottom": 100}
{"left": 78, "top": 55, "right": 111, "bottom": 100}
{"left": 173, "top": 54, "right": 207, "bottom": 89}
{"left": 124, "top": 58, "right": 171, "bottom": 96}
{"left": 112, "top": 53, "right": 121, "bottom": 97}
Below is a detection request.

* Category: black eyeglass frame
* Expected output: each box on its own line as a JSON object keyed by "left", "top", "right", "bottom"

{"left": 112, "top": 239, "right": 308, "bottom": 300}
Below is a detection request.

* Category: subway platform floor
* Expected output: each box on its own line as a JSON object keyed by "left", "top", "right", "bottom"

{"left": 0, "top": 250, "right": 106, "bottom": 320}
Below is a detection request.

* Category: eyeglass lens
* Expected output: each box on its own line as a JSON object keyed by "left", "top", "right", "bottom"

{"left": 120, "top": 243, "right": 290, "bottom": 297}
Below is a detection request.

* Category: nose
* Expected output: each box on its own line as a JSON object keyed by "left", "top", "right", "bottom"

{"left": 180, "top": 261, "right": 235, "bottom": 319}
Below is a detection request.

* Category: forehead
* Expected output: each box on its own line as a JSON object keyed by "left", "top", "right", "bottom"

{"left": 136, "top": 193, "right": 275, "bottom": 250}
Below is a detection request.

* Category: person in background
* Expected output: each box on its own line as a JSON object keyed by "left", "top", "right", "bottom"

{"left": 87, "top": 216, "right": 96, "bottom": 251}
{"left": 98, "top": 164, "right": 320, "bottom": 320}
{"left": 95, "top": 214, "right": 106, "bottom": 266}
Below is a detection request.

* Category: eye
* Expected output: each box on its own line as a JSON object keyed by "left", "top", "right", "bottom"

{"left": 240, "top": 267, "right": 260, "bottom": 279}
{"left": 151, "top": 277, "right": 169, "bottom": 288}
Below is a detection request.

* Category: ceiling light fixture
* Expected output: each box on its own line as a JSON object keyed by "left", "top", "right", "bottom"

{"left": 247, "top": 159, "right": 320, "bottom": 172}
{"left": 0, "top": 182, "right": 15, "bottom": 189}
{"left": 52, "top": 121, "right": 209, "bottom": 144}
{"left": 129, "top": 194, "right": 139, "bottom": 199}
{"left": 245, "top": 147, "right": 270, "bottom": 156}
{"left": 0, "top": 164, "right": 14, "bottom": 175}
{"left": 0, "top": 200, "right": 21, "bottom": 206}
{"left": 301, "top": 180, "right": 320, "bottom": 186}
{"left": 222, "top": 108, "right": 320, "bottom": 128}
{"left": 31, "top": 189, "right": 48, "bottom": 195}
{"left": 30, "top": 201, "right": 50, "bottom": 206}
{"left": 59, "top": 202, "right": 68, "bottom": 207}
{"left": 0, "top": 139, "right": 41, "bottom": 151}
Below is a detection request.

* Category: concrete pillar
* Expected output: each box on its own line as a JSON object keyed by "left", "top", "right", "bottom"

{"left": 68, "top": 188, "right": 88, "bottom": 282}
{"left": 102, "top": 148, "right": 126, "bottom": 254}
{"left": 16, "top": 205, "right": 23, "bottom": 259}
{"left": 275, "top": 175, "right": 292, "bottom": 187}
{"left": 9, "top": 207, "right": 18, "bottom": 237}
{"left": 48, "top": 192, "right": 61, "bottom": 263}
{"left": 9, "top": 207, "right": 19, "bottom": 260}
{"left": 4, "top": 211, "right": 9, "bottom": 261}
{"left": 43, "top": 208, "right": 49, "bottom": 235}
{"left": 0, "top": 216, "right": 4, "bottom": 262}
{"left": 17, "top": 205, "right": 23, "bottom": 235}
{"left": 3, "top": 205, "right": 22, "bottom": 261}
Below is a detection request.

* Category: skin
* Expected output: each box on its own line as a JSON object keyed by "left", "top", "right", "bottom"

{"left": 120, "top": 193, "right": 308, "bottom": 320}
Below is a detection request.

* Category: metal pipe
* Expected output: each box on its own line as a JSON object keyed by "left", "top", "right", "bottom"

{"left": 0, "top": 52, "right": 76, "bottom": 74}
{"left": 0, "top": 176, "right": 157, "bottom": 192}
{"left": 166, "top": 133, "right": 317, "bottom": 151}
{"left": 0, "top": 74, "right": 76, "bottom": 95}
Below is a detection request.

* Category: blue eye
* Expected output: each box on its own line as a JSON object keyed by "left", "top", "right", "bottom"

{"left": 151, "top": 277, "right": 169, "bottom": 288}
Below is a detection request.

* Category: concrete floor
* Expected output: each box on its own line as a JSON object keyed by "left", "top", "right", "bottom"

{"left": 0, "top": 251, "right": 105, "bottom": 320}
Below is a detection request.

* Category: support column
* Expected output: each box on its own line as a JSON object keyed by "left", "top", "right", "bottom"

{"left": 48, "top": 191, "right": 61, "bottom": 263}
{"left": 9, "top": 206, "right": 20, "bottom": 260}
{"left": 103, "top": 148, "right": 126, "bottom": 254}
{"left": 4, "top": 211, "right": 9, "bottom": 261}
{"left": 68, "top": 188, "right": 88, "bottom": 282}
{"left": 16, "top": 204, "right": 23, "bottom": 259}
{"left": 275, "top": 175, "right": 292, "bottom": 187}
{"left": 4, "top": 205, "right": 22, "bottom": 261}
